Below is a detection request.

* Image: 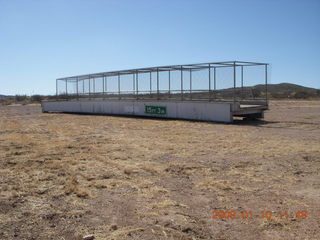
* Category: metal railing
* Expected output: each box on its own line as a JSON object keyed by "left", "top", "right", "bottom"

{"left": 55, "top": 61, "right": 269, "bottom": 105}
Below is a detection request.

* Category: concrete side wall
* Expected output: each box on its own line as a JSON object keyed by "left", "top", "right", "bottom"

{"left": 42, "top": 100, "right": 233, "bottom": 122}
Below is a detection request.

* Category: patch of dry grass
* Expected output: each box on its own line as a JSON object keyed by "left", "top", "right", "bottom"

{"left": 0, "top": 101, "right": 319, "bottom": 239}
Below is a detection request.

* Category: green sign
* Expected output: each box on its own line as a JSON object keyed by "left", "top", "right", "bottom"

{"left": 145, "top": 105, "right": 167, "bottom": 115}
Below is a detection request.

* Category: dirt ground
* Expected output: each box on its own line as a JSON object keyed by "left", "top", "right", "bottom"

{"left": 0, "top": 100, "right": 319, "bottom": 240}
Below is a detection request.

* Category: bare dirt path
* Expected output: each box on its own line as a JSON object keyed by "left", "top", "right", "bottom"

{"left": 0, "top": 100, "right": 319, "bottom": 239}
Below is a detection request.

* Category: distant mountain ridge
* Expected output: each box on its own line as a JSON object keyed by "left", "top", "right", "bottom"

{"left": 251, "top": 83, "right": 319, "bottom": 99}
{"left": 0, "top": 83, "right": 319, "bottom": 101}
{"left": 254, "top": 83, "right": 318, "bottom": 93}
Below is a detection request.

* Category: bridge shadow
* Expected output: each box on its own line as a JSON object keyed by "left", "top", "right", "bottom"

{"left": 45, "top": 111, "right": 316, "bottom": 130}
{"left": 233, "top": 118, "right": 318, "bottom": 130}
{"left": 52, "top": 111, "right": 281, "bottom": 126}
{"left": 232, "top": 118, "right": 279, "bottom": 126}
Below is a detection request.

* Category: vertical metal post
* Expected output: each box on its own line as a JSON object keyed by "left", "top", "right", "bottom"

{"left": 265, "top": 64, "right": 268, "bottom": 105}
{"left": 93, "top": 78, "right": 95, "bottom": 97}
{"left": 214, "top": 67, "right": 216, "bottom": 100}
{"left": 150, "top": 72, "right": 152, "bottom": 95}
{"left": 180, "top": 66, "right": 183, "bottom": 100}
{"left": 208, "top": 64, "right": 211, "bottom": 101}
{"left": 136, "top": 71, "right": 139, "bottom": 97}
{"left": 76, "top": 77, "right": 79, "bottom": 100}
{"left": 189, "top": 69, "right": 192, "bottom": 99}
{"left": 65, "top": 80, "right": 68, "bottom": 97}
{"left": 88, "top": 77, "right": 91, "bottom": 99}
{"left": 56, "top": 79, "right": 58, "bottom": 99}
{"left": 132, "top": 73, "right": 135, "bottom": 94}
{"left": 157, "top": 68, "right": 159, "bottom": 99}
{"left": 118, "top": 73, "right": 120, "bottom": 99}
{"left": 233, "top": 62, "right": 236, "bottom": 103}
{"left": 241, "top": 66, "right": 244, "bottom": 99}
{"left": 102, "top": 75, "right": 105, "bottom": 96}
{"left": 214, "top": 67, "right": 216, "bottom": 90}
{"left": 168, "top": 70, "right": 171, "bottom": 95}
{"left": 105, "top": 76, "right": 108, "bottom": 95}
{"left": 83, "top": 79, "right": 85, "bottom": 96}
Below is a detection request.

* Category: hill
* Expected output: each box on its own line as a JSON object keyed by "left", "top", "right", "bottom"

{"left": 254, "top": 83, "right": 318, "bottom": 93}
{"left": 252, "top": 83, "right": 319, "bottom": 99}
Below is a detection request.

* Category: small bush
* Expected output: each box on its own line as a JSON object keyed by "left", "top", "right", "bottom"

{"left": 31, "top": 95, "right": 43, "bottom": 102}
{"left": 293, "top": 91, "right": 309, "bottom": 99}
{"left": 15, "top": 95, "right": 28, "bottom": 102}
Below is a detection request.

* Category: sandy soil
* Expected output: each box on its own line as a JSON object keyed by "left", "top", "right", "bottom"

{"left": 0, "top": 100, "right": 319, "bottom": 240}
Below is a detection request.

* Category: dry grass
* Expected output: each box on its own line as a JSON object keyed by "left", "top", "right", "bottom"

{"left": 0, "top": 100, "right": 319, "bottom": 239}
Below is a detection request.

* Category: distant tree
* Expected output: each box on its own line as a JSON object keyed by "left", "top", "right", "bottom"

{"left": 293, "top": 91, "right": 309, "bottom": 99}
{"left": 270, "top": 92, "right": 288, "bottom": 99}
{"left": 251, "top": 89, "right": 261, "bottom": 98}
{"left": 15, "top": 95, "right": 28, "bottom": 102}
{"left": 31, "top": 95, "right": 43, "bottom": 102}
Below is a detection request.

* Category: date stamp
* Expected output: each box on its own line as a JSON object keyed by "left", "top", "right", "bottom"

{"left": 211, "top": 210, "right": 308, "bottom": 220}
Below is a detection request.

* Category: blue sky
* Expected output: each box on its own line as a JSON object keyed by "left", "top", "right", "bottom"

{"left": 0, "top": 0, "right": 319, "bottom": 95}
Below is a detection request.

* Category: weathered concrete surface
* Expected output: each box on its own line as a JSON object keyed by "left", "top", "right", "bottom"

{"left": 41, "top": 100, "right": 233, "bottom": 122}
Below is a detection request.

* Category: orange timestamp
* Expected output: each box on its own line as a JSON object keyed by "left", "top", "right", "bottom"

{"left": 211, "top": 210, "right": 308, "bottom": 220}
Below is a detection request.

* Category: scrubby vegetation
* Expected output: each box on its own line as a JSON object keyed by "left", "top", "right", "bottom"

{"left": 0, "top": 83, "right": 319, "bottom": 105}
{"left": 0, "top": 94, "right": 56, "bottom": 105}
{"left": 1, "top": 101, "right": 319, "bottom": 239}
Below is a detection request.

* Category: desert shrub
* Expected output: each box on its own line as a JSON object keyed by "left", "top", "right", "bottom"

{"left": 15, "top": 95, "right": 28, "bottom": 102}
{"left": 31, "top": 95, "right": 43, "bottom": 102}
{"left": 0, "top": 97, "right": 14, "bottom": 105}
{"left": 293, "top": 91, "right": 309, "bottom": 99}
{"left": 47, "top": 95, "right": 58, "bottom": 100}
{"left": 271, "top": 92, "right": 290, "bottom": 99}
{"left": 251, "top": 89, "right": 262, "bottom": 98}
